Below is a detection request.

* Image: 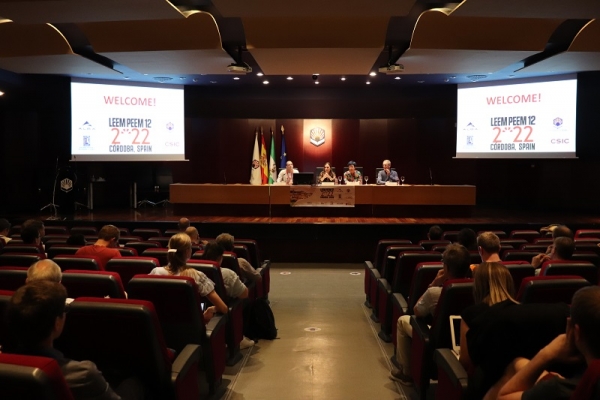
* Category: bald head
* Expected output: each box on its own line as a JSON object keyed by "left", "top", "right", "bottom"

{"left": 178, "top": 218, "right": 190, "bottom": 231}
{"left": 27, "top": 259, "right": 62, "bottom": 284}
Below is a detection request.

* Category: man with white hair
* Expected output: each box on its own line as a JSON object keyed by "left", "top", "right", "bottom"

{"left": 377, "top": 159, "right": 399, "bottom": 184}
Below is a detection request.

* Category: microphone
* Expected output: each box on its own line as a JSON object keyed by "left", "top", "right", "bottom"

{"left": 429, "top": 167, "right": 433, "bottom": 186}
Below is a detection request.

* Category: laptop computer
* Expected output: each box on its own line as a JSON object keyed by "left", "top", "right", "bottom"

{"left": 449, "top": 315, "right": 461, "bottom": 358}
{"left": 292, "top": 172, "right": 315, "bottom": 185}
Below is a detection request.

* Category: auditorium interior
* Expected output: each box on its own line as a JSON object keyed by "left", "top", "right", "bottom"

{"left": 1, "top": 0, "right": 600, "bottom": 399}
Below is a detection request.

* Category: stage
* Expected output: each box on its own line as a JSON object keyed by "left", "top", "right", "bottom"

{"left": 32, "top": 203, "right": 600, "bottom": 263}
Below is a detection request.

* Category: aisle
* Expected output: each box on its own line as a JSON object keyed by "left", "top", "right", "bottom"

{"left": 219, "top": 264, "right": 414, "bottom": 400}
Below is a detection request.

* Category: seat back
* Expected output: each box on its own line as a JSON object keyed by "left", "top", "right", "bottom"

{"left": 575, "top": 229, "right": 600, "bottom": 239}
{"left": 501, "top": 250, "right": 540, "bottom": 262}
{"left": 55, "top": 297, "right": 174, "bottom": 398}
{"left": 571, "top": 252, "right": 600, "bottom": 267}
{"left": 132, "top": 229, "right": 163, "bottom": 241}
{"left": 118, "top": 247, "right": 138, "bottom": 257}
{"left": 141, "top": 248, "right": 169, "bottom": 266}
{"left": 509, "top": 230, "right": 541, "bottom": 242}
{"left": 232, "top": 245, "right": 251, "bottom": 265}
{"left": 520, "top": 244, "right": 550, "bottom": 252}
{"left": 502, "top": 262, "right": 535, "bottom": 290}
{"left": 44, "top": 226, "right": 69, "bottom": 235}
{"left": 0, "top": 254, "right": 42, "bottom": 267}
{"left": 517, "top": 275, "right": 590, "bottom": 304}
{"left": 0, "top": 354, "right": 74, "bottom": 400}
{"left": 0, "top": 290, "right": 15, "bottom": 350}
{"left": 539, "top": 261, "right": 598, "bottom": 284}
{"left": 407, "top": 262, "right": 444, "bottom": 311}
{"left": 70, "top": 226, "right": 97, "bottom": 236}
{"left": 0, "top": 267, "right": 28, "bottom": 291}
{"left": 1, "top": 245, "right": 43, "bottom": 255}
{"left": 477, "top": 230, "right": 507, "bottom": 239}
{"left": 118, "top": 236, "right": 143, "bottom": 246}
{"left": 53, "top": 255, "right": 101, "bottom": 271}
{"left": 105, "top": 257, "right": 160, "bottom": 285}
{"left": 234, "top": 239, "right": 262, "bottom": 269}
{"left": 419, "top": 240, "right": 451, "bottom": 251}
{"left": 430, "top": 279, "right": 475, "bottom": 350}
{"left": 392, "top": 252, "right": 443, "bottom": 297}
{"left": 147, "top": 237, "right": 170, "bottom": 248}
{"left": 373, "top": 239, "right": 413, "bottom": 270}
{"left": 187, "top": 260, "right": 229, "bottom": 301}
{"left": 533, "top": 238, "right": 554, "bottom": 245}
{"left": 570, "top": 359, "right": 600, "bottom": 400}
{"left": 221, "top": 252, "right": 241, "bottom": 276}
{"left": 128, "top": 241, "right": 161, "bottom": 257}
{"left": 46, "top": 246, "right": 82, "bottom": 259}
{"left": 470, "top": 251, "right": 482, "bottom": 265}
{"left": 442, "top": 231, "right": 459, "bottom": 242}
{"left": 61, "top": 270, "right": 127, "bottom": 299}
{"left": 575, "top": 243, "right": 600, "bottom": 256}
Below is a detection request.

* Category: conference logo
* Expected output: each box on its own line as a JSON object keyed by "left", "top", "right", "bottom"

{"left": 83, "top": 136, "right": 91, "bottom": 147}
{"left": 166, "top": 122, "right": 174, "bottom": 131}
{"left": 79, "top": 121, "right": 95, "bottom": 131}
{"left": 310, "top": 127, "right": 325, "bottom": 147}
{"left": 60, "top": 178, "right": 73, "bottom": 193}
{"left": 466, "top": 136, "right": 474, "bottom": 146}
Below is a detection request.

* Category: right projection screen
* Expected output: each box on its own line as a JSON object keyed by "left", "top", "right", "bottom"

{"left": 456, "top": 75, "right": 577, "bottom": 159}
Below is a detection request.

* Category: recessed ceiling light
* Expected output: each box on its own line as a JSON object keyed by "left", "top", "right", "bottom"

{"left": 287, "top": 76, "right": 293, "bottom": 80}
{"left": 341, "top": 77, "right": 346, "bottom": 81}
{"left": 315, "top": 81, "right": 319, "bottom": 84}
{"left": 418, "top": 81, "right": 424, "bottom": 83}
{"left": 313, "top": 73, "right": 320, "bottom": 76}
{"left": 210, "top": 81, "right": 217, "bottom": 84}
{"left": 0, "top": 91, "right": 4, "bottom": 96}
{"left": 257, "top": 72, "right": 264, "bottom": 77}
{"left": 233, "top": 77, "right": 240, "bottom": 80}
{"left": 263, "top": 80, "right": 269, "bottom": 84}
{"left": 369, "top": 72, "right": 376, "bottom": 77}
{"left": 193, "top": 78, "right": 199, "bottom": 82}
{"left": 366, "top": 81, "right": 371, "bottom": 85}
{"left": 124, "top": 76, "right": 130, "bottom": 79}
{"left": 180, "top": 77, "right": 185, "bottom": 80}
{"left": 450, "top": 76, "right": 456, "bottom": 79}
{"left": 394, "top": 77, "right": 401, "bottom": 80}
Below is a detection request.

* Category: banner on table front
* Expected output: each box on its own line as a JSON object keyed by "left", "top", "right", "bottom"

{"left": 290, "top": 186, "right": 355, "bottom": 207}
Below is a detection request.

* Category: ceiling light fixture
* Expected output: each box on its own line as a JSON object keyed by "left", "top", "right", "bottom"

{"left": 341, "top": 77, "right": 346, "bottom": 81}
{"left": 369, "top": 72, "right": 376, "bottom": 77}
{"left": 153, "top": 77, "right": 173, "bottom": 83}
{"left": 315, "top": 81, "right": 319, "bottom": 85}
{"left": 366, "top": 81, "right": 371, "bottom": 85}
{"left": 0, "top": 91, "right": 4, "bottom": 96}
{"left": 257, "top": 72, "right": 264, "bottom": 77}
{"left": 394, "top": 77, "right": 401, "bottom": 80}
{"left": 287, "top": 77, "right": 293, "bottom": 80}
{"left": 263, "top": 80, "right": 269, "bottom": 84}
{"left": 233, "top": 77, "right": 240, "bottom": 80}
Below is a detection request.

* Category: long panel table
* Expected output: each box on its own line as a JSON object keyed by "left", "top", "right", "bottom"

{"left": 170, "top": 184, "right": 476, "bottom": 217}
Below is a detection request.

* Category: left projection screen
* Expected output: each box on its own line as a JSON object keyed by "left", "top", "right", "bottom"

{"left": 71, "top": 80, "right": 185, "bottom": 161}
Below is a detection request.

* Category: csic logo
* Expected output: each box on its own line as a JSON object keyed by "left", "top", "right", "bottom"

{"left": 60, "top": 178, "right": 73, "bottom": 193}
{"left": 83, "top": 136, "right": 91, "bottom": 146}
{"left": 551, "top": 138, "right": 569, "bottom": 144}
{"left": 165, "top": 142, "right": 180, "bottom": 147}
{"left": 79, "top": 121, "right": 95, "bottom": 131}
{"left": 310, "top": 127, "right": 325, "bottom": 147}
{"left": 166, "top": 122, "right": 174, "bottom": 131}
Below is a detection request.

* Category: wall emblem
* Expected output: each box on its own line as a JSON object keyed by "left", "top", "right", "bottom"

{"left": 60, "top": 178, "right": 73, "bottom": 193}
{"left": 310, "top": 127, "right": 325, "bottom": 147}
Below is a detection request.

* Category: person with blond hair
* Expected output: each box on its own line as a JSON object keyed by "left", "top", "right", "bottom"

{"left": 215, "top": 233, "right": 262, "bottom": 284}
{"left": 27, "top": 259, "right": 63, "bottom": 284}
{"left": 149, "top": 233, "right": 227, "bottom": 321}
{"left": 184, "top": 226, "right": 208, "bottom": 248}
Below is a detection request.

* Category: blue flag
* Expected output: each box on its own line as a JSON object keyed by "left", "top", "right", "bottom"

{"left": 279, "top": 125, "right": 287, "bottom": 169}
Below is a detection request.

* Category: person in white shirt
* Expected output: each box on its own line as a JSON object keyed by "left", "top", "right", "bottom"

{"left": 276, "top": 161, "right": 297, "bottom": 185}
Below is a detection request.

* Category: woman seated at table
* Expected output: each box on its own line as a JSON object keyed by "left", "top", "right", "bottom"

{"left": 343, "top": 160, "right": 362, "bottom": 183}
{"left": 317, "top": 162, "right": 336, "bottom": 183}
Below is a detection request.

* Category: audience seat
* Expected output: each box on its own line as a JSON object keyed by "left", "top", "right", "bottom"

{"left": 118, "top": 236, "right": 143, "bottom": 246}
{"left": 105, "top": 257, "right": 160, "bottom": 285}
{"left": 434, "top": 348, "right": 467, "bottom": 400}
{"left": 570, "top": 359, "right": 600, "bottom": 400}
{"left": 469, "top": 251, "right": 482, "bottom": 265}
{"left": 70, "top": 226, "right": 97, "bottom": 236}
{"left": 500, "top": 239, "right": 528, "bottom": 248}
{"left": 502, "top": 261, "right": 535, "bottom": 291}
{"left": 232, "top": 244, "right": 251, "bottom": 265}
{"left": 164, "top": 229, "right": 180, "bottom": 236}
{"left": 574, "top": 243, "right": 600, "bottom": 256}
{"left": 188, "top": 260, "right": 245, "bottom": 366}
{"left": 410, "top": 279, "right": 474, "bottom": 399}
{"left": 61, "top": 270, "right": 127, "bottom": 299}
{"left": 501, "top": 250, "right": 540, "bottom": 262}
{"left": 539, "top": 260, "right": 598, "bottom": 284}
{"left": 46, "top": 246, "right": 83, "bottom": 259}
{"left": 418, "top": 240, "right": 451, "bottom": 251}
{"left": 116, "top": 227, "right": 131, "bottom": 236}
{"left": 376, "top": 251, "right": 443, "bottom": 342}
{"left": 575, "top": 238, "right": 600, "bottom": 244}
{"left": 53, "top": 255, "right": 102, "bottom": 271}
{"left": 127, "top": 275, "right": 227, "bottom": 392}
{"left": 0, "top": 254, "right": 42, "bottom": 267}
{"left": 127, "top": 241, "right": 161, "bottom": 256}
{"left": 132, "top": 228, "right": 163, "bottom": 241}
{"left": 44, "top": 239, "right": 69, "bottom": 249}
{"left": 118, "top": 247, "right": 138, "bottom": 257}
{"left": 0, "top": 354, "right": 75, "bottom": 400}
{"left": 509, "top": 230, "right": 541, "bottom": 242}
{"left": 42, "top": 234, "right": 70, "bottom": 244}
{"left": 533, "top": 238, "right": 554, "bottom": 245}
{"left": 575, "top": 229, "right": 600, "bottom": 239}
{"left": 570, "top": 252, "right": 600, "bottom": 267}
{"left": 1, "top": 245, "right": 43, "bottom": 255}
{"left": 364, "top": 239, "right": 413, "bottom": 308}
{"left": 477, "top": 230, "right": 507, "bottom": 239}
{"left": 517, "top": 275, "right": 590, "bottom": 304}
{"left": 0, "top": 290, "right": 14, "bottom": 351}
{"left": 442, "top": 231, "right": 459, "bottom": 242}
{"left": 0, "top": 267, "right": 28, "bottom": 291}
{"left": 55, "top": 297, "right": 202, "bottom": 400}
{"left": 148, "top": 237, "right": 171, "bottom": 248}
{"left": 520, "top": 244, "right": 549, "bottom": 252}
{"left": 141, "top": 248, "right": 169, "bottom": 266}
{"left": 390, "top": 262, "right": 443, "bottom": 353}
{"left": 44, "top": 226, "right": 69, "bottom": 235}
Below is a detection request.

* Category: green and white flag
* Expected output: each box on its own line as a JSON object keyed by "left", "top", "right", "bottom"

{"left": 268, "top": 128, "right": 277, "bottom": 184}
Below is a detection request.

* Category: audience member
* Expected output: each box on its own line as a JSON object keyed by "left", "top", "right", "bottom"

{"left": 457, "top": 228, "right": 478, "bottom": 250}
{"left": 471, "top": 231, "right": 501, "bottom": 270}
{"left": 390, "top": 244, "right": 471, "bottom": 385}
{"left": 22, "top": 219, "right": 45, "bottom": 240}
{"left": 343, "top": 160, "right": 362, "bottom": 183}
{"left": 177, "top": 218, "right": 190, "bottom": 232}
{"left": 75, "top": 225, "right": 122, "bottom": 269}
{"left": 376, "top": 159, "right": 399, "bottom": 185}
{"left": 149, "top": 233, "right": 227, "bottom": 321}
{"left": 200, "top": 242, "right": 249, "bottom": 300}
{"left": 66, "top": 233, "right": 87, "bottom": 246}
{"left": 26, "top": 259, "right": 62, "bottom": 284}
{"left": 497, "top": 286, "right": 600, "bottom": 400}
{"left": 185, "top": 226, "right": 208, "bottom": 248}
{"left": 0, "top": 218, "right": 11, "bottom": 245}
{"left": 427, "top": 225, "right": 443, "bottom": 240}
{"left": 531, "top": 236, "right": 575, "bottom": 270}
{"left": 277, "top": 161, "right": 296, "bottom": 185}
{"left": 6, "top": 280, "right": 145, "bottom": 399}
{"left": 215, "top": 233, "right": 262, "bottom": 284}
{"left": 20, "top": 224, "right": 46, "bottom": 257}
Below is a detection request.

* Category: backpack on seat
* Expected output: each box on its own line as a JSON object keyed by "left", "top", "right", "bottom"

{"left": 244, "top": 298, "right": 278, "bottom": 341}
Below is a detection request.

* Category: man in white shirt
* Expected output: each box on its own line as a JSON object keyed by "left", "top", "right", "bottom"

{"left": 276, "top": 161, "right": 297, "bottom": 185}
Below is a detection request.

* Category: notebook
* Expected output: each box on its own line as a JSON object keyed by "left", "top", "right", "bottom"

{"left": 449, "top": 315, "right": 462, "bottom": 358}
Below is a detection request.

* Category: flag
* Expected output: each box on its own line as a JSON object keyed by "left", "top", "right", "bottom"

{"left": 260, "top": 128, "right": 268, "bottom": 184}
{"left": 279, "top": 125, "right": 287, "bottom": 169}
{"left": 268, "top": 128, "right": 277, "bottom": 184}
{"left": 250, "top": 130, "right": 261, "bottom": 185}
